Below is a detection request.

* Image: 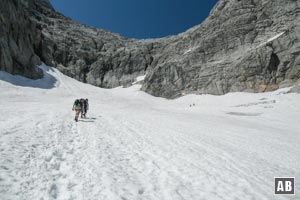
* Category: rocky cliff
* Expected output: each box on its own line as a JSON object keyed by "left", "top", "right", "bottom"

{"left": 0, "top": 0, "right": 44, "bottom": 79}
{"left": 1, "top": 0, "right": 300, "bottom": 98}
{"left": 143, "top": 0, "right": 300, "bottom": 97}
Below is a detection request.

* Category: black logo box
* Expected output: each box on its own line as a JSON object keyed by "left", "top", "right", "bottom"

{"left": 274, "top": 177, "right": 295, "bottom": 195}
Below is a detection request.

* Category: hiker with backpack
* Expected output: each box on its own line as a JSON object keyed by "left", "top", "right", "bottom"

{"left": 81, "top": 99, "right": 89, "bottom": 118}
{"left": 72, "top": 99, "right": 83, "bottom": 122}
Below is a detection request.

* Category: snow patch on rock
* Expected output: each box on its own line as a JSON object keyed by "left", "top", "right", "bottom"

{"left": 257, "top": 32, "right": 285, "bottom": 48}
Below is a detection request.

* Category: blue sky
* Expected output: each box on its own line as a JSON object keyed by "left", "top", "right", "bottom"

{"left": 49, "top": 0, "right": 218, "bottom": 39}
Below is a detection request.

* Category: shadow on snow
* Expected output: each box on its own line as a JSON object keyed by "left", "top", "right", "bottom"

{"left": 0, "top": 65, "right": 58, "bottom": 89}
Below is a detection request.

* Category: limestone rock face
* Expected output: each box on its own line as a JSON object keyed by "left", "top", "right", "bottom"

{"left": 0, "top": 0, "right": 44, "bottom": 79}
{"left": 142, "top": 0, "right": 300, "bottom": 98}
{"left": 1, "top": 0, "right": 300, "bottom": 98}
{"left": 30, "top": 3, "right": 156, "bottom": 88}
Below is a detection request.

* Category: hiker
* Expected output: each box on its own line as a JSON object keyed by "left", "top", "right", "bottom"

{"left": 81, "top": 99, "right": 89, "bottom": 118}
{"left": 72, "top": 99, "right": 82, "bottom": 122}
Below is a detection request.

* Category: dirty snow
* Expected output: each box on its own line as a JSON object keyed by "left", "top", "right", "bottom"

{"left": 0, "top": 65, "right": 299, "bottom": 200}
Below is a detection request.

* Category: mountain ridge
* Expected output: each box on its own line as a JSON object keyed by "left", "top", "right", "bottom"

{"left": 0, "top": 0, "right": 300, "bottom": 98}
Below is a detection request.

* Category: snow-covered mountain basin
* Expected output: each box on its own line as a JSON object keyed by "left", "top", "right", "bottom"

{"left": 0, "top": 65, "right": 299, "bottom": 200}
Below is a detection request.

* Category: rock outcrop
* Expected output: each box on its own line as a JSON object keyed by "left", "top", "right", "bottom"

{"left": 0, "top": 0, "right": 300, "bottom": 98}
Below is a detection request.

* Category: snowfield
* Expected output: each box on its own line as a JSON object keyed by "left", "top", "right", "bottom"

{"left": 0, "top": 65, "right": 299, "bottom": 200}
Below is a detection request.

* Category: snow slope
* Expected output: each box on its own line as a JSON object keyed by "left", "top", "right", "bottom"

{"left": 0, "top": 65, "right": 299, "bottom": 200}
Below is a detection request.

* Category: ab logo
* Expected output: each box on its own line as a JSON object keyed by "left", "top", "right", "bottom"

{"left": 275, "top": 177, "right": 295, "bottom": 195}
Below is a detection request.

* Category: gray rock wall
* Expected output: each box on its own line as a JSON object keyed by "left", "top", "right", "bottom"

{"left": 29, "top": 3, "right": 157, "bottom": 88}
{"left": 142, "top": 0, "right": 300, "bottom": 98}
{"left": 0, "top": 0, "right": 43, "bottom": 79}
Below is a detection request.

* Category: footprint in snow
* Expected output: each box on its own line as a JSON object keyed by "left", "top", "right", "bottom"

{"left": 49, "top": 183, "right": 58, "bottom": 199}
{"left": 226, "top": 112, "right": 262, "bottom": 116}
{"left": 138, "top": 188, "right": 145, "bottom": 195}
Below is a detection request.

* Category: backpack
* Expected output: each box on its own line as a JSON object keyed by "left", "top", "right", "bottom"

{"left": 74, "top": 99, "right": 81, "bottom": 106}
